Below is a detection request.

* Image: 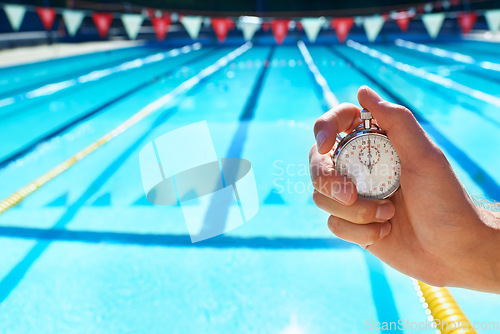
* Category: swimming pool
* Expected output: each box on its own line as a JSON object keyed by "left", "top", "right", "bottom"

{"left": 0, "top": 39, "right": 499, "bottom": 333}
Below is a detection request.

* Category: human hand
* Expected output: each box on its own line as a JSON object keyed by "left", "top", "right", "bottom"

{"left": 310, "top": 86, "right": 500, "bottom": 293}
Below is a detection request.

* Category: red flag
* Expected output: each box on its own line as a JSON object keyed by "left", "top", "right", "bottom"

{"left": 211, "top": 17, "right": 233, "bottom": 43}
{"left": 382, "top": 12, "right": 390, "bottom": 22}
{"left": 152, "top": 16, "right": 171, "bottom": 41}
{"left": 457, "top": 12, "right": 477, "bottom": 34}
{"left": 145, "top": 8, "right": 155, "bottom": 19}
{"left": 330, "top": 17, "right": 354, "bottom": 43}
{"left": 36, "top": 7, "right": 56, "bottom": 31}
{"left": 261, "top": 21, "right": 270, "bottom": 32}
{"left": 271, "top": 19, "right": 290, "bottom": 44}
{"left": 395, "top": 12, "right": 412, "bottom": 32}
{"left": 450, "top": 0, "right": 460, "bottom": 6}
{"left": 92, "top": 12, "right": 114, "bottom": 39}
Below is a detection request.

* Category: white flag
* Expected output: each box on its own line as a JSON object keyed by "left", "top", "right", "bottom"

{"left": 363, "top": 15, "right": 385, "bottom": 42}
{"left": 422, "top": 13, "right": 445, "bottom": 39}
{"left": 62, "top": 9, "right": 85, "bottom": 36}
{"left": 180, "top": 16, "right": 203, "bottom": 40}
{"left": 301, "top": 18, "right": 324, "bottom": 43}
{"left": 485, "top": 9, "right": 500, "bottom": 33}
{"left": 4, "top": 4, "right": 26, "bottom": 31}
{"left": 121, "top": 14, "right": 144, "bottom": 40}
{"left": 238, "top": 17, "right": 260, "bottom": 41}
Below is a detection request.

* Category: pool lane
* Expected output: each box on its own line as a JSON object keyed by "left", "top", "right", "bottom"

{"left": 0, "top": 45, "right": 423, "bottom": 333}
{"left": 332, "top": 44, "right": 500, "bottom": 200}
{"left": 307, "top": 43, "right": 500, "bottom": 326}
{"left": 0, "top": 46, "right": 218, "bottom": 166}
{"left": 0, "top": 45, "right": 161, "bottom": 98}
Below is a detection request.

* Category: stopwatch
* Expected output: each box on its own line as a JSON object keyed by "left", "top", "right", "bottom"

{"left": 332, "top": 109, "right": 401, "bottom": 199}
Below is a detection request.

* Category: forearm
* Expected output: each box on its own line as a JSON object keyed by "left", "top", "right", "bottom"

{"left": 458, "top": 206, "right": 500, "bottom": 293}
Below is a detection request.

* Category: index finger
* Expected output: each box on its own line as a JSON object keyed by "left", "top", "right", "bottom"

{"left": 314, "top": 103, "right": 362, "bottom": 154}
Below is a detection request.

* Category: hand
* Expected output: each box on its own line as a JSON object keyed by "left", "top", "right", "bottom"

{"left": 310, "top": 86, "right": 500, "bottom": 293}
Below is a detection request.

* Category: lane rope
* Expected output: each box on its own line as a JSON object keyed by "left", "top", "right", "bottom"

{"left": 347, "top": 39, "right": 500, "bottom": 108}
{"left": 0, "top": 42, "right": 252, "bottom": 215}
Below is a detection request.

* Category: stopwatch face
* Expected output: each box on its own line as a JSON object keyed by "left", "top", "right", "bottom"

{"left": 334, "top": 133, "right": 401, "bottom": 199}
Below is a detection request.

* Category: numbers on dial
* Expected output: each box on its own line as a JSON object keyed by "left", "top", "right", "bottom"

{"left": 335, "top": 134, "right": 400, "bottom": 199}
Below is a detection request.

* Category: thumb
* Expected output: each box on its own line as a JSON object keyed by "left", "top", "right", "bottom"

{"left": 357, "top": 86, "right": 438, "bottom": 164}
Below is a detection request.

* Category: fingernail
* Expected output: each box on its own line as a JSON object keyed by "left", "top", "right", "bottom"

{"left": 379, "top": 223, "right": 392, "bottom": 238}
{"left": 364, "top": 86, "right": 382, "bottom": 103}
{"left": 316, "top": 130, "right": 327, "bottom": 152}
{"left": 332, "top": 190, "right": 353, "bottom": 205}
{"left": 376, "top": 203, "right": 395, "bottom": 220}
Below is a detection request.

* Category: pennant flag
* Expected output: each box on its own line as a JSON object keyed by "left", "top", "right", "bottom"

{"left": 331, "top": 17, "right": 354, "bottom": 43}
{"left": 4, "top": 4, "right": 26, "bottom": 31}
{"left": 180, "top": 16, "right": 203, "bottom": 40}
{"left": 301, "top": 18, "right": 323, "bottom": 43}
{"left": 457, "top": 12, "right": 477, "bottom": 34}
{"left": 152, "top": 16, "right": 171, "bottom": 41}
{"left": 271, "top": 19, "right": 290, "bottom": 45}
{"left": 62, "top": 9, "right": 84, "bottom": 36}
{"left": 422, "top": 13, "right": 445, "bottom": 39}
{"left": 211, "top": 17, "right": 233, "bottom": 43}
{"left": 261, "top": 21, "right": 270, "bottom": 32}
{"left": 36, "top": 7, "right": 56, "bottom": 31}
{"left": 239, "top": 17, "right": 260, "bottom": 41}
{"left": 296, "top": 21, "right": 303, "bottom": 31}
{"left": 121, "top": 14, "right": 143, "bottom": 40}
{"left": 395, "top": 11, "right": 412, "bottom": 32}
{"left": 363, "top": 15, "right": 385, "bottom": 42}
{"left": 485, "top": 9, "right": 500, "bottom": 32}
{"left": 92, "top": 12, "right": 114, "bottom": 39}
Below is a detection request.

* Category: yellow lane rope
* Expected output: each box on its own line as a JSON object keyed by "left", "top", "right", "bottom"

{"left": 297, "top": 40, "right": 477, "bottom": 334}
{"left": 415, "top": 280, "right": 477, "bottom": 334}
{"left": 0, "top": 42, "right": 252, "bottom": 215}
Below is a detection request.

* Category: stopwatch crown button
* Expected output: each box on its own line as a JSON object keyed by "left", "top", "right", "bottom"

{"left": 360, "top": 109, "right": 373, "bottom": 120}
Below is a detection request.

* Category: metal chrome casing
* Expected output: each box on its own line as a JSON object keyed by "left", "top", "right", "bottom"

{"left": 332, "top": 127, "right": 400, "bottom": 199}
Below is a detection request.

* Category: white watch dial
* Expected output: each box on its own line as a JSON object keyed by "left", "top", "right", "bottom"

{"left": 335, "top": 133, "right": 401, "bottom": 199}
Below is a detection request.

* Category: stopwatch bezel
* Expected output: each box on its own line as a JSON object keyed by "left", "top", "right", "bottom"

{"left": 332, "top": 128, "right": 400, "bottom": 199}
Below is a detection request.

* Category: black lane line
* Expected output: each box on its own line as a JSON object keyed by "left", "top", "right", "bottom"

{"left": 306, "top": 45, "right": 402, "bottom": 334}
{"left": 0, "top": 226, "right": 353, "bottom": 250}
{"left": 195, "top": 46, "right": 274, "bottom": 240}
{"left": 0, "top": 49, "right": 213, "bottom": 170}
{"left": 0, "top": 47, "right": 243, "bottom": 304}
{"left": 329, "top": 46, "right": 500, "bottom": 201}
{"left": 0, "top": 46, "right": 164, "bottom": 100}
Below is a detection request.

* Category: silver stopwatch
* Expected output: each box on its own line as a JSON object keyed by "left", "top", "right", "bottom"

{"left": 332, "top": 109, "right": 401, "bottom": 199}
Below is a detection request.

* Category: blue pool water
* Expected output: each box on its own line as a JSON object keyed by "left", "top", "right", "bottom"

{"left": 0, "top": 39, "right": 499, "bottom": 333}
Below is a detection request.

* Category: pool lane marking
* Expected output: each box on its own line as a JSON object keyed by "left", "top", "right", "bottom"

{"left": 0, "top": 46, "right": 164, "bottom": 101}
{"left": 297, "top": 41, "right": 339, "bottom": 109}
{"left": 330, "top": 45, "right": 500, "bottom": 200}
{"left": 195, "top": 46, "right": 275, "bottom": 240}
{"left": 298, "top": 42, "right": 402, "bottom": 334}
{"left": 0, "top": 225, "right": 355, "bottom": 249}
{"left": 346, "top": 40, "right": 500, "bottom": 109}
{"left": 395, "top": 39, "right": 500, "bottom": 73}
{"left": 0, "top": 44, "right": 253, "bottom": 304}
{"left": 0, "top": 43, "right": 252, "bottom": 216}
{"left": 0, "top": 43, "right": 202, "bottom": 111}
{"left": 0, "top": 48, "right": 214, "bottom": 171}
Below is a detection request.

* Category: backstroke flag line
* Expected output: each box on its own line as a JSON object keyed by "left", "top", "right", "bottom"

{"left": 363, "top": 15, "right": 385, "bottom": 42}
{"left": 181, "top": 16, "right": 203, "bottom": 39}
{"left": 239, "top": 19, "right": 260, "bottom": 41}
{"left": 422, "top": 13, "right": 446, "bottom": 39}
{"left": 121, "top": 14, "right": 144, "bottom": 40}
{"left": 62, "top": 9, "right": 85, "bottom": 36}
{"left": 301, "top": 17, "right": 324, "bottom": 43}
{"left": 4, "top": 4, "right": 26, "bottom": 31}
{"left": 485, "top": 9, "right": 500, "bottom": 32}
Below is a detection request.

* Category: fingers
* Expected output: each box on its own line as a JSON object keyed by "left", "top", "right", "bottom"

{"left": 314, "top": 103, "right": 362, "bottom": 154}
{"left": 328, "top": 216, "right": 392, "bottom": 247}
{"left": 357, "top": 86, "right": 438, "bottom": 163}
{"left": 313, "top": 190, "right": 395, "bottom": 224}
{"left": 309, "top": 144, "right": 357, "bottom": 205}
